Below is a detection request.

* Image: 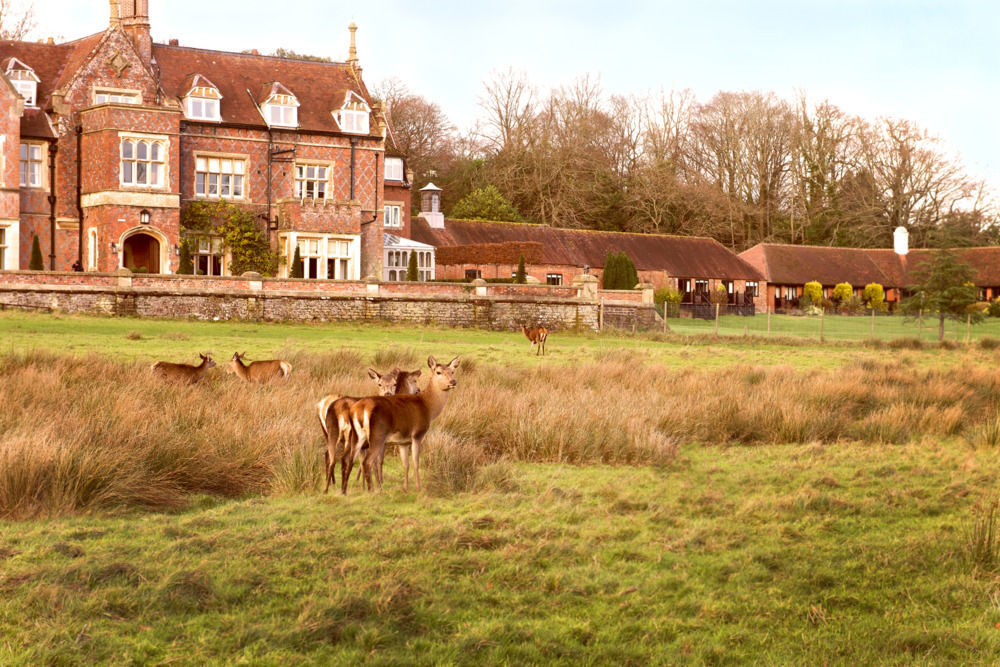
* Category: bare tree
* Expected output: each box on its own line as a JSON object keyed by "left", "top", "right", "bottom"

{"left": 0, "top": 0, "right": 36, "bottom": 40}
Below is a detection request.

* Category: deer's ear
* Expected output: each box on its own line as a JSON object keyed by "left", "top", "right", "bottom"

{"left": 411, "top": 369, "right": 422, "bottom": 377}
{"left": 427, "top": 356, "right": 437, "bottom": 369}
{"left": 367, "top": 368, "right": 379, "bottom": 380}
{"left": 448, "top": 356, "right": 461, "bottom": 369}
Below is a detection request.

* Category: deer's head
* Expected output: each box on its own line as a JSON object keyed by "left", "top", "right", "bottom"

{"left": 427, "top": 356, "right": 460, "bottom": 392}
{"left": 396, "top": 368, "right": 422, "bottom": 395}
{"left": 368, "top": 367, "right": 401, "bottom": 396}
{"left": 200, "top": 353, "right": 217, "bottom": 369}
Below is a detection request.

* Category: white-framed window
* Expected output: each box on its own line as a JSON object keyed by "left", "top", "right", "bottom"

{"left": 95, "top": 89, "right": 139, "bottom": 105}
{"left": 333, "top": 91, "right": 370, "bottom": 135}
{"left": 192, "top": 236, "right": 224, "bottom": 276}
{"left": 784, "top": 286, "right": 797, "bottom": 300}
{"left": 19, "top": 142, "right": 43, "bottom": 188}
{"left": 326, "top": 239, "right": 352, "bottom": 280}
{"left": 195, "top": 156, "right": 245, "bottom": 198}
{"left": 295, "top": 164, "right": 329, "bottom": 199}
{"left": 0, "top": 226, "right": 6, "bottom": 269}
{"left": 185, "top": 86, "right": 221, "bottom": 121}
{"left": 384, "top": 204, "right": 401, "bottom": 228}
{"left": 386, "top": 250, "right": 432, "bottom": 281}
{"left": 6, "top": 60, "right": 39, "bottom": 107}
{"left": 264, "top": 93, "right": 298, "bottom": 127}
{"left": 746, "top": 281, "right": 759, "bottom": 298}
{"left": 87, "top": 228, "right": 98, "bottom": 270}
{"left": 385, "top": 157, "right": 404, "bottom": 181}
{"left": 121, "top": 136, "right": 166, "bottom": 187}
{"left": 694, "top": 279, "right": 709, "bottom": 294}
{"left": 297, "top": 237, "right": 321, "bottom": 279}
{"left": 546, "top": 273, "right": 563, "bottom": 286}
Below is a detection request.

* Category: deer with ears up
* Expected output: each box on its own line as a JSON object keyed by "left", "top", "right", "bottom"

{"left": 151, "top": 353, "right": 216, "bottom": 384}
{"left": 345, "top": 356, "right": 460, "bottom": 494}
{"left": 317, "top": 367, "right": 421, "bottom": 493}
{"left": 521, "top": 324, "right": 548, "bottom": 356}
{"left": 226, "top": 352, "right": 292, "bottom": 383}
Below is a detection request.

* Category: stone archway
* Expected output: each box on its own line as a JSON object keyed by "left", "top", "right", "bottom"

{"left": 122, "top": 232, "right": 160, "bottom": 274}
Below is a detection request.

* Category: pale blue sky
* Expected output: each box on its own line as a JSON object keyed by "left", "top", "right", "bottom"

{"left": 38, "top": 0, "right": 1000, "bottom": 193}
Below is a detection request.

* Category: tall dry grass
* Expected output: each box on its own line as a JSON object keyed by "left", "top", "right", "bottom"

{"left": 4, "top": 348, "right": 1000, "bottom": 517}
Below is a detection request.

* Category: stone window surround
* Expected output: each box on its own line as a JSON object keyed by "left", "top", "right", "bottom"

{"left": 119, "top": 131, "right": 169, "bottom": 190}
{"left": 19, "top": 140, "right": 46, "bottom": 189}
{"left": 193, "top": 151, "right": 247, "bottom": 199}
{"left": 87, "top": 227, "right": 99, "bottom": 270}
{"left": 294, "top": 161, "right": 332, "bottom": 200}
{"left": 93, "top": 86, "right": 142, "bottom": 105}
{"left": 383, "top": 201, "right": 403, "bottom": 228}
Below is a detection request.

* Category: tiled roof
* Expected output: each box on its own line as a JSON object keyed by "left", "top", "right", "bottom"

{"left": 410, "top": 217, "right": 763, "bottom": 280}
{"left": 153, "top": 44, "right": 375, "bottom": 134}
{"left": 0, "top": 38, "right": 74, "bottom": 137}
{"left": 741, "top": 243, "right": 1000, "bottom": 287}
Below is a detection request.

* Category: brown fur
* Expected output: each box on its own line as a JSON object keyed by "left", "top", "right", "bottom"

{"left": 226, "top": 352, "right": 292, "bottom": 383}
{"left": 344, "top": 356, "right": 460, "bottom": 494}
{"left": 150, "top": 353, "right": 216, "bottom": 384}
{"left": 521, "top": 324, "right": 548, "bottom": 356}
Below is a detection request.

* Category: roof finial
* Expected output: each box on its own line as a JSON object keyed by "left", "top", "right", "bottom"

{"left": 347, "top": 22, "right": 358, "bottom": 66}
{"left": 109, "top": 0, "right": 121, "bottom": 27}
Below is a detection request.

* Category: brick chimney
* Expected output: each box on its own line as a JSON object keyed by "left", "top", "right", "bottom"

{"left": 120, "top": 0, "right": 152, "bottom": 66}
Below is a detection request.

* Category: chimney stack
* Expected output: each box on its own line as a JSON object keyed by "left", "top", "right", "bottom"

{"left": 120, "top": 0, "right": 152, "bottom": 66}
{"left": 109, "top": 0, "right": 121, "bottom": 28}
{"left": 893, "top": 226, "right": 909, "bottom": 255}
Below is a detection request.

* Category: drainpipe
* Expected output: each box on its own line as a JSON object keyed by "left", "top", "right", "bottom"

{"left": 349, "top": 135, "right": 357, "bottom": 201}
{"left": 75, "top": 126, "right": 84, "bottom": 268}
{"left": 47, "top": 141, "right": 58, "bottom": 270}
{"left": 266, "top": 127, "right": 273, "bottom": 233}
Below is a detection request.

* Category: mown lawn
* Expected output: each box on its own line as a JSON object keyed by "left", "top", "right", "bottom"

{"left": 3, "top": 446, "right": 1000, "bottom": 664}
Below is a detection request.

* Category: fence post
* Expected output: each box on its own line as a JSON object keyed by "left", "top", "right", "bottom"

{"left": 767, "top": 309, "right": 771, "bottom": 337}
{"left": 967, "top": 313, "right": 972, "bottom": 345}
{"left": 714, "top": 303, "right": 720, "bottom": 336}
{"left": 599, "top": 298, "right": 604, "bottom": 331}
{"left": 820, "top": 309, "right": 825, "bottom": 342}
{"left": 871, "top": 307, "right": 875, "bottom": 341}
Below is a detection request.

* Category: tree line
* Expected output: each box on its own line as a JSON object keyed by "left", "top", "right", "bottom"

{"left": 379, "top": 71, "right": 998, "bottom": 251}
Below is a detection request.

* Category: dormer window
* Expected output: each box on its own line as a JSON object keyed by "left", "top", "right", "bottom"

{"left": 385, "top": 157, "right": 404, "bottom": 182}
{"left": 264, "top": 93, "right": 298, "bottom": 127}
{"left": 332, "top": 91, "right": 370, "bottom": 135}
{"left": 4, "top": 58, "right": 39, "bottom": 107}
{"left": 184, "top": 80, "right": 222, "bottom": 121}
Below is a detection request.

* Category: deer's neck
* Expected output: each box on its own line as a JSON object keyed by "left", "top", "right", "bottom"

{"left": 421, "top": 381, "right": 451, "bottom": 421}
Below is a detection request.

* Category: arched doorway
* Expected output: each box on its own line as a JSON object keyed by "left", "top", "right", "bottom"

{"left": 122, "top": 233, "right": 160, "bottom": 273}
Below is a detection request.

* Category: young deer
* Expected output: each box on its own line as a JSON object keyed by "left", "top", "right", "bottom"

{"left": 150, "top": 353, "right": 217, "bottom": 384}
{"left": 226, "top": 352, "right": 292, "bottom": 383}
{"left": 521, "top": 324, "right": 548, "bottom": 356}
{"left": 317, "top": 367, "right": 421, "bottom": 493}
{"left": 345, "top": 356, "right": 460, "bottom": 494}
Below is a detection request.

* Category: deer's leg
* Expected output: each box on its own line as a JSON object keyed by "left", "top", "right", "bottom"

{"left": 411, "top": 435, "right": 424, "bottom": 492}
{"left": 397, "top": 444, "right": 411, "bottom": 492}
{"left": 343, "top": 425, "right": 363, "bottom": 495}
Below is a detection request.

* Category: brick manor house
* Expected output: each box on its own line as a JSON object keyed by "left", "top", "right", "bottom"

{"left": 0, "top": 0, "right": 412, "bottom": 277}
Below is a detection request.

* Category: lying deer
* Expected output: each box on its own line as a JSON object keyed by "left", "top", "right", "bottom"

{"left": 226, "top": 352, "right": 292, "bottom": 383}
{"left": 345, "top": 355, "right": 460, "bottom": 494}
{"left": 317, "top": 367, "right": 421, "bottom": 493}
{"left": 521, "top": 324, "right": 548, "bottom": 356}
{"left": 150, "top": 353, "right": 217, "bottom": 384}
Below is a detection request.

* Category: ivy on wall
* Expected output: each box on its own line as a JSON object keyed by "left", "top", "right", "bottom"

{"left": 181, "top": 201, "right": 278, "bottom": 276}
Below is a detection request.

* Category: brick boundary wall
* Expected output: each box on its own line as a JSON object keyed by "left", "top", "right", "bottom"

{"left": 0, "top": 271, "right": 662, "bottom": 332}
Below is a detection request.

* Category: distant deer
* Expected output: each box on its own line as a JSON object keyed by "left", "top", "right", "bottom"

{"left": 521, "top": 324, "right": 548, "bottom": 356}
{"left": 344, "top": 355, "right": 460, "bottom": 494}
{"left": 317, "top": 366, "right": 421, "bottom": 493}
{"left": 150, "top": 353, "right": 217, "bottom": 384}
{"left": 226, "top": 352, "right": 292, "bottom": 383}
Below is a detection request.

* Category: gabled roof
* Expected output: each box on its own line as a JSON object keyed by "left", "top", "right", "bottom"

{"left": 153, "top": 44, "right": 375, "bottom": 134}
{"left": 384, "top": 234, "right": 434, "bottom": 250}
{"left": 741, "top": 243, "right": 1000, "bottom": 287}
{"left": 410, "top": 217, "right": 763, "bottom": 280}
{"left": 180, "top": 73, "right": 221, "bottom": 96}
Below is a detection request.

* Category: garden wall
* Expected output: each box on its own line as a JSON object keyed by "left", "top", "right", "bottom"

{"left": 0, "top": 270, "right": 662, "bottom": 332}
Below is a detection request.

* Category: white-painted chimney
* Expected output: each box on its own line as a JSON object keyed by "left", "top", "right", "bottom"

{"left": 893, "top": 226, "right": 909, "bottom": 255}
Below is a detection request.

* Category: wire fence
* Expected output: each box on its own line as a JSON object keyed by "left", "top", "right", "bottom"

{"left": 663, "top": 310, "right": 1000, "bottom": 343}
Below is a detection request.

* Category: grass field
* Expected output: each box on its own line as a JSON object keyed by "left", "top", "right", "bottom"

{"left": 3, "top": 310, "right": 1000, "bottom": 663}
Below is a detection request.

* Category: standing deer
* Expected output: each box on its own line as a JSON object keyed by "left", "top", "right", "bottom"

{"left": 345, "top": 355, "right": 460, "bottom": 494}
{"left": 150, "top": 353, "right": 217, "bottom": 384}
{"left": 317, "top": 367, "right": 421, "bottom": 493}
{"left": 521, "top": 324, "right": 548, "bottom": 356}
{"left": 226, "top": 352, "right": 292, "bottom": 383}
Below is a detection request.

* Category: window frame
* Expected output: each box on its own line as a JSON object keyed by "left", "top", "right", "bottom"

{"left": 263, "top": 93, "right": 299, "bottom": 128}
{"left": 119, "top": 134, "right": 168, "bottom": 189}
{"left": 546, "top": 273, "right": 563, "bottom": 286}
{"left": 191, "top": 234, "right": 225, "bottom": 276}
{"left": 384, "top": 203, "right": 402, "bottom": 228}
{"left": 19, "top": 141, "right": 44, "bottom": 188}
{"left": 184, "top": 85, "right": 222, "bottom": 121}
{"left": 194, "top": 154, "right": 246, "bottom": 199}
{"left": 94, "top": 88, "right": 140, "bottom": 105}
{"left": 294, "top": 163, "right": 331, "bottom": 200}
{"left": 11, "top": 79, "right": 36, "bottom": 107}
{"left": 746, "top": 281, "right": 759, "bottom": 298}
{"left": 0, "top": 226, "right": 6, "bottom": 269}
{"left": 384, "top": 157, "right": 404, "bottom": 181}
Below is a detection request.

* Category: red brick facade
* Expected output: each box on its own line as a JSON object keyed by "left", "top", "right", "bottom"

{"left": 0, "top": 1, "right": 402, "bottom": 278}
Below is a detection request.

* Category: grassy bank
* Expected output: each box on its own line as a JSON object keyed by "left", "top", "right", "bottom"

{"left": 3, "top": 448, "right": 1000, "bottom": 663}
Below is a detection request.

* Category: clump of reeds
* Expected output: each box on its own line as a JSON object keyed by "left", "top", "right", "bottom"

{"left": 967, "top": 500, "right": 1000, "bottom": 572}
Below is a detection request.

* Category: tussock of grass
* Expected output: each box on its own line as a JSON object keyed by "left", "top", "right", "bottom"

{"left": 967, "top": 500, "right": 1000, "bottom": 572}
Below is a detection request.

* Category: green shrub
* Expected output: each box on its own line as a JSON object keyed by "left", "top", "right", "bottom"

{"left": 832, "top": 282, "right": 853, "bottom": 303}
{"left": 29, "top": 235, "right": 43, "bottom": 270}
{"left": 289, "top": 245, "right": 303, "bottom": 278}
{"left": 839, "top": 295, "right": 864, "bottom": 315}
{"left": 987, "top": 298, "right": 1000, "bottom": 318}
{"left": 803, "top": 281, "right": 822, "bottom": 305}
{"left": 863, "top": 283, "right": 888, "bottom": 311}
{"left": 177, "top": 239, "right": 193, "bottom": 275}
{"left": 406, "top": 250, "right": 418, "bottom": 281}
{"left": 514, "top": 255, "right": 526, "bottom": 284}
{"left": 655, "top": 287, "right": 682, "bottom": 318}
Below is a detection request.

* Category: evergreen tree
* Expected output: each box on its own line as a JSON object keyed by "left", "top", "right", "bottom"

{"left": 620, "top": 252, "right": 638, "bottom": 289}
{"left": 29, "top": 234, "right": 43, "bottom": 270}
{"left": 450, "top": 185, "right": 522, "bottom": 222}
{"left": 515, "top": 255, "right": 526, "bottom": 284}
{"left": 406, "top": 250, "right": 419, "bottom": 281}
{"left": 602, "top": 252, "right": 619, "bottom": 289}
{"left": 177, "top": 239, "right": 193, "bottom": 275}
{"left": 902, "top": 248, "right": 982, "bottom": 341}
{"left": 289, "top": 245, "right": 304, "bottom": 278}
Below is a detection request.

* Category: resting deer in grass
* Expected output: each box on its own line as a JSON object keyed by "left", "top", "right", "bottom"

{"left": 317, "top": 367, "right": 421, "bottom": 493}
{"left": 521, "top": 324, "right": 548, "bottom": 356}
{"left": 150, "top": 353, "right": 217, "bottom": 384}
{"left": 345, "top": 355, "right": 460, "bottom": 494}
{"left": 226, "top": 352, "right": 292, "bottom": 383}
